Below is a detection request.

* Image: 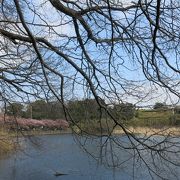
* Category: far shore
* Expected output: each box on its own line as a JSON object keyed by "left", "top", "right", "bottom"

{"left": 21, "top": 129, "right": 72, "bottom": 136}
{"left": 0, "top": 129, "right": 72, "bottom": 138}
{"left": 1, "top": 126, "right": 180, "bottom": 156}
{"left": 2, "top": 126, "right": 180, "bottom": 138}
{"left": 113, "top": 126, "right": 180, "bottom": 136}
{"left": 24, "top": 126, "right": 180, "bottom": 136}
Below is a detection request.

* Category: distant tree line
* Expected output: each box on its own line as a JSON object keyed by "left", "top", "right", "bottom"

{"left": 5, "top": 99, "right": 136, "bottom": 122}
{"left": 153, "top": 102, "right": 180, "bottom": 114}
{"left": 5, "top": 100, "right": 180, "bottom": 130}
{"left": 6, "top": 100, "right": 65, "bottom": 120}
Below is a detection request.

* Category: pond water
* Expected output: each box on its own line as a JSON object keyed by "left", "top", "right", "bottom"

{"left": 0, "top": 134, "right": 180, "bottom": 180}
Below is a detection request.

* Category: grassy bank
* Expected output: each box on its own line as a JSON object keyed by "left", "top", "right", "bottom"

{"left": 128, "top": 109, "right": 180, "bottom": 127}
{"left": 0, "top": 127, "right": 72, "bottom": 156}
{"left": 113, "top": 126, "right": 180, "bottom": 136}
{"left": 0, "top": 128, "right": 15, "bottom": 156}
{"left": 73, "top": 109, "right": 180, "bottom": 135}
{"left": 1, "top": 109, "right": 180, "bottom": 142}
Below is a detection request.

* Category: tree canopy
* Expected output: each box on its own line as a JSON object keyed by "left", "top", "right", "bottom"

{"left": 153, "top": 102, "right": 166, "bottom": 110}
{"left": 0, "top": 1, "right": 180, "bottom": 179}
{"left": 6, "top": 102, "right": 23, "bottom": 117}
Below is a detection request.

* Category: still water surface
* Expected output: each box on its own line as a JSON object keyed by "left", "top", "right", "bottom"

{"left": 0, "top": 134, "right": 179, "bottom": 180}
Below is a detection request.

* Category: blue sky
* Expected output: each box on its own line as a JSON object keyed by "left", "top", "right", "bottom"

{"left": 0, "top": 0, "right": 179, "bottom": 106}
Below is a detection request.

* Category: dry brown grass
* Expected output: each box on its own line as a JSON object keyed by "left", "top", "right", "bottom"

{"left": 0, "top": 127, "right": 15, "bottom": 156}
{"left": 113, "top": 126, "right": 180, "bottom": 136}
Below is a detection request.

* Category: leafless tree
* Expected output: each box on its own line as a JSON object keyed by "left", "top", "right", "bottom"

{"left": 0, "top": 0, "right": 180, "bottom": 179}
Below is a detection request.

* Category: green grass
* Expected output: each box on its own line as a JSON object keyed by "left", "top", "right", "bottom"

{"left": 128, "top": 109, "right": 180, "bottom": 127}
{"left": 74, "top": 110, "right": 180, "bottom": 134}
{"left": 72, "top": 118, "right": 116, "bottom": 134}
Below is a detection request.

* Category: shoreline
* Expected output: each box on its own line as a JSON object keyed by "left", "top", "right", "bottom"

{"left": 0, "top": 129, "right": 72, "bottom": 156}
{"left": 113, "top": 126, "right": 180, "bottom": 136}
{"left": 21, "top": 126, "right": 180, "bottom": 136}
{"left": 21, "top": 129, "right": 72, "bottom": 136}
{"left": 1, "top": 126, "right": 180, "bottom": 157}
{"left": 2, "top": 126, "right": 180, "bottom": 137}
{"left": 1, "top": 129, "right": 72, "bottom": 137}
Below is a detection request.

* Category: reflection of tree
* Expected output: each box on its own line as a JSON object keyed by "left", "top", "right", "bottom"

{"left": 0, "top": 0, "right": 180, "bottom": 179}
